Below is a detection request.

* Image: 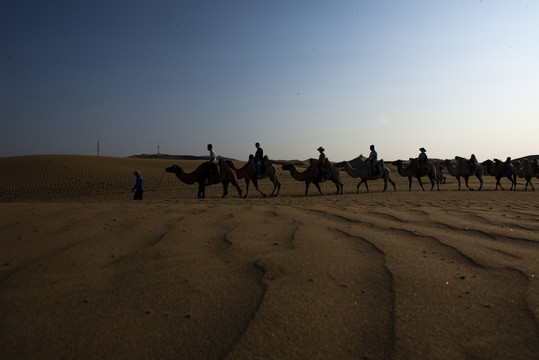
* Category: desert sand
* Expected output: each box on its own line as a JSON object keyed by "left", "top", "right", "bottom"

{"left": 1, "top": 155, "right": 538, "bottom": 359}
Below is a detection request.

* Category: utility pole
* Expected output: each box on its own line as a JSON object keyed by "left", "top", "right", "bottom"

{"left": 97, "top": 140, "right": 100, "bottom": 156}
{"left": 157, "top": 145, "right": 160, "bottom": 154}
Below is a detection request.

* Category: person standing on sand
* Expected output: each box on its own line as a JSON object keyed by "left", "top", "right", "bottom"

{"left": 132, "top": 170, "right": 144, "bottom": 200}
{"left": 436, "top": 166, "right": 446, "bottom": 184}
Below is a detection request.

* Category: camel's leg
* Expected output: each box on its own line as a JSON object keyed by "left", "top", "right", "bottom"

{"left": 221, "top": 181, "right": 229, "bottom": 198}
{"left": 232, "top": 179, "right": 242, "bottom": 198}
{"left": 476, "top": 174, "right": 483, "bottom": 191}
{"left": 506, "top": 176, "right": 515, "bottom": 191}
{"left": 363, "top": 180, "right": 369, "bottom": 193}
{"left": 408, "top": 177, "right": 413, "bottom": 191}
{"left": 390, "top": 178, "right": 396, "bottom": 192}
{"left": 523, "top": 177, "right": 534, "bottom": 191}
{"left": 417, "top": 176, "right": 425, "bottom": 191}
{"left": 456, "top": 176, "right": 462, "bottom": 191}
{"left": 357, "top": 179, "right": 367, "bottom": 193}
{"left": 304, "top": 181, "right": 311, "bottom": 197}
{"left": 431, "top": 175, "right": 439, "bottom": 191}
{"left": 251, "top": 177, "right": 266, "bottom": 198}
{"left": 270, "top": 177, "right": 281, "bottom": 197}
{"left": 382, "top": 179, "right": 388, "bottom": 192}
{"left": 464, "top": 176, "right": 474, "bottom": 191}
{"left": 198, "top": 184, "right": 205, "bottom": 198}
{"left": 334, "top": 180, "right": 341, "bottom": 195}
{"left": 495, "top": 177, "right": 504, "bottom": 191}
{"left": 313, "top": 182, "right": 323, "bottom": 196}
{"left": 243, "top": 178, "right": 250, "bottom": 198}
{"left": 506, "top": 176, "right": 513, "bottom": 190}
{"left": 510, "top": 176, "right": 517, "bottom": 191}
{"left": 428, "top": 175, "right": 436, "bottom": 191}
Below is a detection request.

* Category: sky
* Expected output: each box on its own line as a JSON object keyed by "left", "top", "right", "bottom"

{"left": 1, "top": 0, "right": 538, "bottom": 162}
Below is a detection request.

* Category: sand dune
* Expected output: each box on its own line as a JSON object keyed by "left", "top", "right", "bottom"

{"left": 1, "top": 155, "right": 538, "bottom": 359}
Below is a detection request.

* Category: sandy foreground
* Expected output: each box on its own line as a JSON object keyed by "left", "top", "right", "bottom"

{"left": 1, "top": 155, "right": 538, "bottom": 359}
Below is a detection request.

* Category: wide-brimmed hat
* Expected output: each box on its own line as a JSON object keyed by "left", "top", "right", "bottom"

{"left": 419, "top": 147, "right": 426, "bottom": 152}
{"left": 317, "top": 147, "right": 325, "bottom": 152}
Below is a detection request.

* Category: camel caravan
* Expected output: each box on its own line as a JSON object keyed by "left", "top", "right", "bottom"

{"left": 163, "top": 143, "right": 539, "bottom": 198}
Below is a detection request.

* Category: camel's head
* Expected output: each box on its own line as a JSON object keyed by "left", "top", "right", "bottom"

{"left": 224, "top": 159, "right": 236, "bottom": 169}
{"left": 391, "top": 160, "right": 403, "bottom": 166}
{"left": 333, "top": 161, "right": 346, "bottom": 168}
{"left": 165, "top": 165, "right": 182, "bottom": 174}
{"left": 481, "top": 159, "right": 493, "bottom": 166}
{"left": 441, "top": 159, "right": 453, "bottom": 166}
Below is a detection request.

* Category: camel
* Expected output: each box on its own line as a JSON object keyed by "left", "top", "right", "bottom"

{"left": 225, "top": 155, "right": 281, "bottom": 198}
{"left": 281, "top": 158, "right": 343, "bottom": 196}
{"left": 165, "top": 159, "right": 242, "bottom": 198}
{"left": 441, "top": 155, "right": 484, "bottom": 191}
{"left": 391, "top": 159, "right": 439, "bottom": 191}
{"left": 334, "top": 159, "right": 396, "bottom": 193}
{"left": 481, "top": 159, "right": 516, "bottom": 191}
{"left": 512, "top": 158, "right": 538, "bottom": 191}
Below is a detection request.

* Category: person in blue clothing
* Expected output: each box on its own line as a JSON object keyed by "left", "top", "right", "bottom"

{"left": 368, "top": 145, "right": 378, "bottom": 176}
{"left": 132, "top": 170, "right": 144, "bottom": 200}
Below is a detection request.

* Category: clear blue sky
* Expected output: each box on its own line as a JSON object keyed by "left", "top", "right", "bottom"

{"left": 2, "top": 0, "right": 538, "bottom": 161}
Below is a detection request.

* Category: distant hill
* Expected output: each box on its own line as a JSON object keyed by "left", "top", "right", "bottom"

{"left": 514, "top": 155, "right": 539, "bottom": 161}
{"left": 129, "top": 153, "right": 238, "bottom": 161}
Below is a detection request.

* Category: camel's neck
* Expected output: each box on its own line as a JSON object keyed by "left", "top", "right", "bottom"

{"left": 237, "top": 160, "right": 254, "bottom": 177}
{"left": 175, "top": 169, "right": 198, "bottom": 184}
{"left": 288, "top": 166, "right": 310, "bottom": 181}
{"left": 344, "top": 164, "right": 362, "bottom": 177}
{"left": 444, "top": 162, "right": 460, "bottom": 176}
{"left": 485, "top": 163, "right": 496, "bottom": 176}
{"left": 396, "top": 162, "right": 409, "bottom": 177}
